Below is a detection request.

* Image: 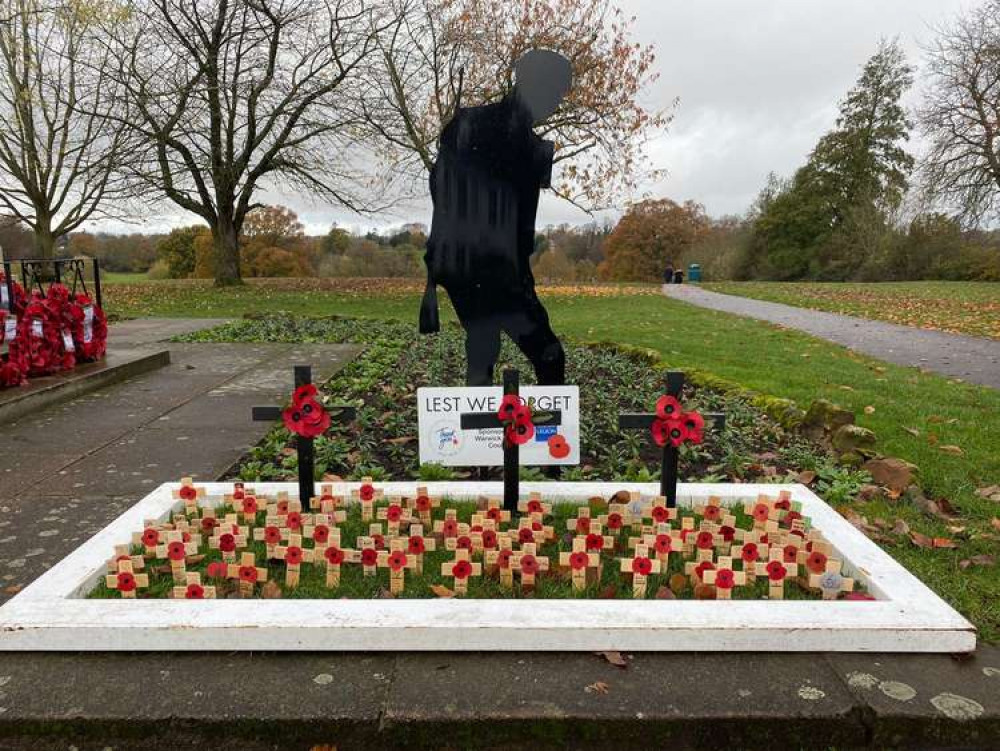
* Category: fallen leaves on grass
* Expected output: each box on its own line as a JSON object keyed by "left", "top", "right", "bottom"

{"left": 430, "top": 585, "right": 454, "bottom": 598}
{"left": 902, "top": 427, "right": 921, "bottom": 437}
{"left": 910, "top": 532, "right": 959, "bottom": 549}
{"left": 260, "top": 581, "right": 283, "bottom": 599}
{"left": 797, "top": 470, "right": 817, "bottom": 484}
{"left": 597, "top": 651, "right": 628, "bottom": 669}
{"left": 975, "top": 486, "right": 1000, "bottom": 502}
{"left": 959, "top": 555, "right": 996, "bottom": 570}
{"left": 655, "top": 585, "right": 676, "bottom": 600}
{"left": 585, "top": 682, "right": 610, "bottom": 695}
{"left": 939, "top": 445, "right": 964, "bottom": 456}
{"left": 992, "top": 518, "right": 1000, "bottom": 533}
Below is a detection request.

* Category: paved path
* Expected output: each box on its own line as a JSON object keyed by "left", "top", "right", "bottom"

{"left": 665, "top": 285, "right": 1000, "bottom": 389}
{"left": 0, "top": 318, "right": 360, "bottom": 603}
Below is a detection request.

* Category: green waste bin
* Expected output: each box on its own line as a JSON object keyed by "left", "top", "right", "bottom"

{"left": 688, "top": 263, "right": 702, "bottom": 282}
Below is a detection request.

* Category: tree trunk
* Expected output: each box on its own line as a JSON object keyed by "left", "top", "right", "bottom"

{"left": 33, "top": 216, "right": 58, "bottom": 281}
{"left": 212, "top": 217, "right": 243, "bottom": 287}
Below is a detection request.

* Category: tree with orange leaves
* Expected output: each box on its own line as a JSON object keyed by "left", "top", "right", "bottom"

{"left": 598, "top": 199, "right": 709, "bottom": 282}
{"left": 367, "top": 0, "right": 669, "bottom": 212}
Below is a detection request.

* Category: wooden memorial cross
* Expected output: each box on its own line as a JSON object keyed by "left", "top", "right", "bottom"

{"left": 237, "top": 492, "right": 262, "bottom": 524}
{"left": 133, "top": 520, "right": 165, "bottom": 557}
{"left": 209, "top": 526, "right": 248, "bottom": 563}
{"left": 702, "top": 556, "right": 746, "bottom": 599}
{"left": 514, "top": 516, "right": 547, "bottom": 546}
{"left": 357, "top": 535, "right": 379, "bottom": 576}
{"left": 106, "top": 544, "right": 145, "bottom": 574}
{"left": 755, "top": 548, "right": 798, "bottom": 600}
{"left": 518, "top": 492, "right": 552, "bottom": 517}
{"left": 684, "top": 548, "right": 716, "bottom": 588}
{"left": 485, "top": 535, "right": 515, "bottom": 589}
{"left": 598, "top": 502, "right": 632, "bottom": 536}
{"left": 433, "top": 508, "right": 462, "bottom": 544}
{"left": 694, "top": 496, "right": 725, "bottom": 523}
{"left": 253, "top": 523, "right": 289, "bottom": 558}
{"left": 808, "top": 558, "right": 854, "bottom": 600}
{"left": 155, "top": 530, "right": 197, "bottom": 584}
{"left": 469, "top": 516, "right": 499, "bottom": 554}
{"left": 559, "top": 536, "right": 600, "bottom": 591}
{"left": 511, "top": 542, "right": 549, "bottom": 591}
{"left": 310, "top": 484, "right": 346, "bottom": 519}
{"left": 353, "top": 476, "right": 383, "bottom": 521}
{"left": 377, "top": 538, "right": 417, "bottom": 595}
{"left": 304, "top": 514, "right": 338, "bottom": 547}
{"left": 377, "top": 498, "right": 412, "bottom": 537}
{"left": 274, "top": 533, "right": 314, "bottom": 588}
{"left": 642, "top": 523, "right": 682, "bottom": 568}
{"left": 173, "top": 477, "right": 205, "bottom": 515}
{"left": 173, "top": 572, "right": 216, "bottom": 600}
{"left": 404, "top": 523, "right": 436, "bottom": 574}
{"left": 618, "top": 371, "right": 725, "bottom": 507}
{"left": 480, "top": 497, "right": 511, "bottom": 527}
{"left": 620, "top": 542, "right": 661, "bottom": 598}
{"left": 315, "top": 528, "right": 356, "bottom": 588}
{"left": 251, "top": 365, "right": 356, "bottom": 504}
{"left": 641, "top": 495, "right": 678, "bottom": 527}
{"left": 410, "top": 485, "right": 441, "bottom": 526}
{"left": 567, "top": 506, "right": 594, "bottom": 535}
{"left": 583, "top": 519, "right": 615, "bottom": 555}
{"left": 228, "top": 552, "right": 268, "bottom": 596}
{"left": 731, "top": 531, "right": 767, "bottom": 580}
{"left": 459, "top": 368, "right": 561, "bottom": 514}
{"left": 441, "top": 548, "right": 482, "bottom": 596}
{"left": 106, "top": 559, "right": 149, "bottom": 598}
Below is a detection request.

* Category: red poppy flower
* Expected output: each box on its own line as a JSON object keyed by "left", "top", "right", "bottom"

{"left": 569, "top": 551, "right": 590, "bottom": 570}
{"left": 361, "top": 548, "right": 378, "bottom": 566}
{"left": 702, "top": 505, "right": 722, "bottom": 522}
{"left": 666, "top": 421, "right": 687, "bottom": 448}
{"left": 694, "top": 560, "right": 715, "bottom": 581}
{"left": 506, "top": 417, "right": 534, "bottom": 445}
{"left": 715, "top": 569, "right": 735, "bottom": 589}
{"left": 277, "top": 499, "right": 289, "bottom": 514}
{"left": 286, "top": 512, "right": 303, "bottom": 530}
{"left": 388, "top": 551, "right": 408, "bottom": 571}
{"left": 292, "top": 383, "right": 318, "bottom": 406}
{"left": 218, "top": 533, "right": 236, "bottom": 553}
{"left": 486, "top": 507, "right": 502, "bottom": 522}
{"left": 201, "top": 516, "right": 219, "bottom": 532}
{"left": 575, "top": 516, "right": 591, "bottom": 534}
{"left": 585, "top": 533, "right": 604, "bottom": 551}
{"left": 408, "top": 536, "right": 426, "bottom": 555}
{"left": 655, "top": 395, "right": 682, "bottom": 421}
{"left": 442, "top": 519, "right": 458, "bottom": 537}
{"left": 456, "top": 535, "right": 472, "bottom": 550}
{"left": 651, "top": 506, "right": 670, "bottom": 524}
{"left": 452, "top": 560, "right": 472, "bottom": 579}
{"left": 386, "top": 504, "right": 403, "bottom": 522}
{"left": 654, "top": 534, "right": 673, "bottom": 554}
{"left": 631, "top": 556, "right": 653, "bottom": 576}
{"left": 784, "top": 510, "right": 803, "bottom": 527}
{"left": 359, "top": 483, "right": 375, "bottom": 502}
{"left": 518, "top": 527, "right": 535, "bottom": 544}
{"left": 179, "top": 485, "right": 197, "bottom": 501}
{"left": 264, "top": 526, "right": 282, "bottom": 545}
{"left": 740, "top": 543, "right": 760, "bottom": 563}
{"left": 775, "top": 497, "right": 791, "bottom": 511}
{"left": 141, "top": 528, "right": 159, "bottom": 547}
{"left": 232, "top": 485, "right": 245, "bottom": 500}
{"left": 238, "top": 565, "right": 258, "bottom": 583}
{"left": 530, "top": 520, "right": 544, "bottom": 532}
{"left": 519, "top": 554, "right": 540, "bottom": 576}
{"left": 607, "top": 512, "right": 623, "bottom": 530}
{"left": 497, "top": 549, "right": 514, "bottom": 569}
{"left": 547, "top": 434, "right": 570, "bottom": 459}
{"left": 470, "top": 524, "right": 483, "bottom": 533}
{"left": 695, "top": 531, "right": 715, "bottom": 550}
{"left": 481, "top": 530, "right": 498, "bottom": 549}
{"left": 313, "top": 525, "right": 330, "bottom": 544}
{"left": 283, "top": 398, "right": 330, "bottom": 438}
{"left": 497, "top": 394, "right": 522, "bottom": 422}
{"left": 526, "top": 499, "right": 543, "bottom": 514}
{"left": 185, "top": 584, "right": 205, "bottom": 599}
{"left": 752, "top": 503, "right": 771, "bottom": 523}
{"left": 182, "top": 532, "right": 193, "bottom": 543}
{"left": 116, "top": 572, "right": 136, "bottom": 592}
{"left": 325, "top": 546, "right": 345, "bottom": 565}
{"left": 372, "top": 534, "right": 386, "bottom": 549}
{"left": 766, "top": 560, "right": 788, "bottom": 581}
{"left": 783, "top": 545, "right": 798, "bottom": 563}
{"left": 806, "top": 551, "right": 828, "bottom": 575}
{"left": 790, "top": 528, "right": 805, "bottom": 539}
{"left": 682, "top": 411, "right": 705, "bottom": 444}
{"left": 206, "top": 561, "right": 227, "bottom": 579}
{"left": 720, "top": 525, "right": 736, "bottom": 542}
{"left": 415, "top": 495, "right": 431, "bottom": 512}
{"left": 285, "top": 546, "right": 304, "bottom": 566}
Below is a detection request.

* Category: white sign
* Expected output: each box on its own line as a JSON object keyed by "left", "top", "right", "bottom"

{"left": 418, "top": 386, "right": 580, "bottom": 467}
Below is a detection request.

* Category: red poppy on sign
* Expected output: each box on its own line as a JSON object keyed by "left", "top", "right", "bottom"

{"left": 486, "top": 507, "right": 503, "bottom": 522}
{"left": 497, "top": 394, "right": 523, "bottom": 422}
{"left": 702, "top": 505, "right": 722, "bottom": 522}
{"left": 292, "top": 384, "right": 318, "bottom": 406}
{"left": 506, "top": 416, "right": 534, "bottom": 445}
{"left": 719, "top": 525, "right": 736, "bottom": 542}
{"left": 456, "top": 535, "right": 472, "bottom": 551}
{"left": 783, "top": 545, "right": 798, "bottom": 563}
{"left": 752, "top": 503, "right": 771, "bottom": 523}
{"left": 286, "top": 512, "right": 303, "bottom": 530}
{"left": 442, "top": 519, "right": 458, "bottom": 537}
{"left": 201, "top": 516, "right": 219, "bottom": 533}
{"left": 526, "top": 499, "right": 543, "bottom": 514}
{"left": 547, "top": 434, "right": 570, "bottom": 459}
{"left": 606, "top": 512, "right": 623, "bottom": 530}
{"left": 651, "top": 506, "right": 670, "bottom": 524}
{"left": 575, "top": 516, "right": 590, "bottom": 534}
{"left": 415, "top": 495, "right": 431, "bottom": 512}
{"left": 694, "top": 560, "right": 715, "bottom": 581}
{"left": 681, "top": 411, "right": 705, "bottom": 443}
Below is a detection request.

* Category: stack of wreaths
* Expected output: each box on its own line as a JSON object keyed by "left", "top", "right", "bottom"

{"left": 0, "top": 274, "right": 108, "bottom": 388}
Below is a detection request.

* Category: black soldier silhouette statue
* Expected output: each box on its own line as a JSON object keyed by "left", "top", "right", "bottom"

{"left": 419, "top": 49, "right": 571, "bottom": 387}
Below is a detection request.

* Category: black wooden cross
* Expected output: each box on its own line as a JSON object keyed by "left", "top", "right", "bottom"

{"left": 459, "top": 368, "right": 561, "bottom": 514}
{"left": 618, "top": 371, "right": 725, "bottom": 507}
{"left": 252, "top": 365, "right": 356, "bottom": 504}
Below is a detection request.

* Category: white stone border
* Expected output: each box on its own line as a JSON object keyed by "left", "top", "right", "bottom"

{"left": 0, "top": 482, "right": 975, "bottom": 652}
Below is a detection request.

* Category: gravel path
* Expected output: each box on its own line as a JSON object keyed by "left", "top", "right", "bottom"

{"left": 664, "top": 285, "right": 1000, "bottom": 390}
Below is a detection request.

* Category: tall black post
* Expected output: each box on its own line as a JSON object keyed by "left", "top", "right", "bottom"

{"left": 502, "top": 368, "right": 519, "bottom": 514}
{"left": 93, "top": 258, "right": 103, "bottom": 310}
{"left": 294, "top": 365, "right": 316, "bottom": 504}
{"left": 661, "top": 371, "right": 685, "bottom": 506}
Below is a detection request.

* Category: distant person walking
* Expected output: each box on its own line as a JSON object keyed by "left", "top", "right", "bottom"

{"left": 662, "top": 260, "right": 674, "bottom": 291}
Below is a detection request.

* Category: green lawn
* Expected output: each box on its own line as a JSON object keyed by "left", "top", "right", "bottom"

{"left": 102, "top": 277, "right": 1000, "bottom": 638}
{"left": 703, "top": 280, "right": 1000, "bottom": 340}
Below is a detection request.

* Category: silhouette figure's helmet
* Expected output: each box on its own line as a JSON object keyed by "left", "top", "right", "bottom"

{"left": 514, "top": 49, "right": 572, "bottom": 123}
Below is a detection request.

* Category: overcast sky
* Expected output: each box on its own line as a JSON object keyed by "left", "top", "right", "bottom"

{"left": 95, "top": 0, "right": 976, "bottom": 236}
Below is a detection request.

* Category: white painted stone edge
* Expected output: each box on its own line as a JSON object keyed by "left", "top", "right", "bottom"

{"left": 0, "top": 482, "right": 976, "bottom": 652}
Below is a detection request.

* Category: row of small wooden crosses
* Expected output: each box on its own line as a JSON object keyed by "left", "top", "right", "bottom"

{"left": 104, "top": 479, "right": 854, "bottom": 601}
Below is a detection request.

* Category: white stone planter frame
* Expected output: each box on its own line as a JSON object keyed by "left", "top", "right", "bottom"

{"left": 0, "top": 482, "right": 975, "bottom": 652}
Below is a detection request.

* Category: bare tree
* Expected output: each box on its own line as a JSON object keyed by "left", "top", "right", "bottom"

{"left": 0, "top": 0, "right": 135, "bottom": 261}
{"left": 106, "top": 0, "right": 395, "bottom": 286}
{"left": 365, "top": 0, "right": 669, "bottom": 213}
{"left": 920, "top": 0, "right": 1000, "bottom": 225}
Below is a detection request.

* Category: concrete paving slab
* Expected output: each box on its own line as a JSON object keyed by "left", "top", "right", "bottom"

{"left": 105, "top": 317, "right": 230, "bottom": 348}
{"left": 666, "top": 285, "right": 1000, "bottom": 390}
{"left": 383, "top": 652, "right": 865, "bottom": 750}
{"left": 828, "top": 646, "right": 1000, "bottom": 748}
